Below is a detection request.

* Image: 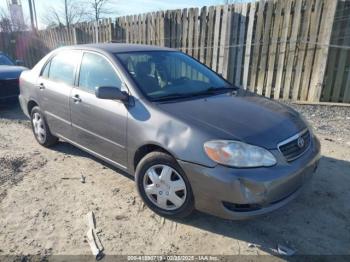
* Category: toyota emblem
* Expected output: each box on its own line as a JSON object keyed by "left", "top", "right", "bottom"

{"left": 297, "top": 137, "right": 305, "bottom": 148}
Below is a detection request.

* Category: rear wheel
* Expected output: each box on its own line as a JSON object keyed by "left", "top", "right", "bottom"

{"left": 135, "top": 151, "right": 194, "bottom": 219}
{"left": 30, "top": 106, "right": 58, "bottom": 147}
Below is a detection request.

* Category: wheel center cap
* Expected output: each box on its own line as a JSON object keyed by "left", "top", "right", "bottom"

{"left": 160, "top": 180, "right": 168, "bottom": 187}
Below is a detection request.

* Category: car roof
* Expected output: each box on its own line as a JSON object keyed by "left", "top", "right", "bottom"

{"left": 64, "top": 43, "right": 176, "bottom": 54}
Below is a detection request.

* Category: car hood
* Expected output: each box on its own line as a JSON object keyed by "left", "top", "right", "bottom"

{"left": 0, "top": 65, "right": 27, "bottom": 79}
{"left": 156, "top": 89, "right": 306, "bottom": 149}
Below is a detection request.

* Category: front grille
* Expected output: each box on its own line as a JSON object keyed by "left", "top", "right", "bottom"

{"left": 278, "top": 129, "right": 311, "bottom": 162}
{"left": 0, "top": 79, "right": 19, "bottom": 98}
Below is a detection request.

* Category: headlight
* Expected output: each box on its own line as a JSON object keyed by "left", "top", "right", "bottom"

{"left": 204, "top": 140, "right": 276, "bottom": 168}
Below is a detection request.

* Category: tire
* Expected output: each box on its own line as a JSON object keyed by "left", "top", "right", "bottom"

{"left": 30, "top": 106, "right": 58, "bottom": 147}
{"left": 135, "top": 151, "right": 194, "bottom": 219}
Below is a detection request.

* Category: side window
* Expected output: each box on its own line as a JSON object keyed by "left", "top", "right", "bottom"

{"left": 78, "top": 52, "right": 122, "bottom": 92}
{"left": 41, "top": 61, "right": 51, "bottom": 78}
{"left": 48, "top": 51, "right": 80, "bottom": 86}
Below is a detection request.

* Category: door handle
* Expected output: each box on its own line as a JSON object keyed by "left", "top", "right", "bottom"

{"left": 72, "top": 94, "right": 82, "bottom": 103}
{"left": 38, "top": 83, "right": 45, "bottom": 90}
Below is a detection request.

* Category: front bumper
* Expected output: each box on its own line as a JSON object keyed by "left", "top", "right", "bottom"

{"left": 178, "top": 136, "right": 321, "bottom": 220}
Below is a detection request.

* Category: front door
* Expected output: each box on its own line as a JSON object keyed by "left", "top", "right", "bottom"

{"left": 38, "top": 50, "right": 81, "bottom": 139}
{"left": 70, "top": 51, "right": 128, "bottom": 169}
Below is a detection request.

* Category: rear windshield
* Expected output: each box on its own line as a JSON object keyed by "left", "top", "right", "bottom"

{"left": 115, "top": 51, "right": 231, "bottom": 101}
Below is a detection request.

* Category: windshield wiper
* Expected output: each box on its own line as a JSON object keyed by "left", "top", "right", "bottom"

{"left": 187, "top": 86, "right": 238, "bottom": 96}
{"left": 207, "top": 86, "right": 238, "bottom": 92}
{"left": 153, "top": 93, "right": 190, "bottom": 102}
{"left": 153, "top": 86, "right": 238, "bottom": 102}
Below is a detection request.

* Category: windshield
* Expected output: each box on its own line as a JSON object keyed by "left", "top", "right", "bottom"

{"left": 115, "top": 51, "right": 233, "bottom": 101}
{"left": 0, "top": 54, "right": 14, "bottom": 66}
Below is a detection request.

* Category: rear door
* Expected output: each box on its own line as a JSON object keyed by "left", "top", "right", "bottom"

{"left": 38, "top": 50, "right": 81, "bottom": 139}
{"left": 70, "top": 51, "right": 128, "bottom": 169}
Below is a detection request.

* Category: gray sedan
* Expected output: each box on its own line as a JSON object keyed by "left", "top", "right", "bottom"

{"left": 19, "top": 44, "right": 320, "bottom": 220}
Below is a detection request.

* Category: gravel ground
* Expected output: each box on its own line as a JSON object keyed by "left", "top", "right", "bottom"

{"left": 0, "top": 102, "right": 349, "bottom": 259}
{"left": 287, "top": 102, "right": 350, "bottom": 142}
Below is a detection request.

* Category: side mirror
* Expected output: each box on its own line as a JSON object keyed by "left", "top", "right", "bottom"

{"left": 15, "top": 59, "right": 24, "bottom": 66}
{"left": 95, "top": 86, "right": 129, "bottom": 102}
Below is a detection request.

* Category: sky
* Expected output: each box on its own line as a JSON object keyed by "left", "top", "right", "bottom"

{"left": 1, "top": 0, "right": 242, "bottom": 29}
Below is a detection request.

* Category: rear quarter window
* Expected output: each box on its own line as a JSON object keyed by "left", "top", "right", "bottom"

{"left": 41, "top": 61, "right": 51, "bottom": 78}
{"left": 47, "top": 51, "right": 80, "bottom": 86}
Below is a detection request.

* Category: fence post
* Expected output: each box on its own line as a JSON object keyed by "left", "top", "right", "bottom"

{"left": 308, "top": 0, "right": 338, "bottom": 102}
{"left": 73, "top": 27, "right": 79, "bottom": 44}
{"left": 95, "top": 21, "right": 99, "bottom": 43}
{"left": 242, "top": 2, "right": 256, "bottom": 90}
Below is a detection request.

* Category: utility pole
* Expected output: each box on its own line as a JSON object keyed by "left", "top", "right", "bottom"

{"left": 65, "top": 0, "right": 69, "bottom": 28}
{"left": 32, "top": 0, "right": 38, "bottom": 29}
{"left": 27, "top": 0, "right": 35, "bottom": 31}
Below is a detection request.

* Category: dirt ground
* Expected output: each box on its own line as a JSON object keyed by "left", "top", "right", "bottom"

{"left": 0, "top": 102, "right": 349, "bottom": 258}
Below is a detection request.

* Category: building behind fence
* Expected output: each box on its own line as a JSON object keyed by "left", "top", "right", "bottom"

{"left": 0, "top": 0, "right": 349, "bottom": 103}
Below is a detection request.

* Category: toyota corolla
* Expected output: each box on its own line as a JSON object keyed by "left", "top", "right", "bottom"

{"left": 19, "top": 44, "right": 320, "bottom": 220}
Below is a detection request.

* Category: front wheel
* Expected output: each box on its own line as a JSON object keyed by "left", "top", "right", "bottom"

{"left": 135, "top": 151, "right": 194, "bottom": 219}
{"left": 30, "top": 106, "right": 58, "bottom": 147}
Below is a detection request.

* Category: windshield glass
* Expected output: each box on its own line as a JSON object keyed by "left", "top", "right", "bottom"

{"left": 115, "top": 51, "right": 233, "bottom": 101}
{"left": 0, "top": 54, "right": 14, "bottom": 66}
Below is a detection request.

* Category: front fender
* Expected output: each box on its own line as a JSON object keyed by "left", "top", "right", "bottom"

{"left": 126, "top": 100, "right": 217, "bottom": 172}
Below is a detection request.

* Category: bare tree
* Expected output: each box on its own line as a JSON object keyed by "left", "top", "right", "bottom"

{"left": 42, "top": 0, "right": 87, "bottom": 29}
{"left": 86, "top": 0, "right": 115, "bottom": 22}
{"left": 0, "top": 16, "right": 12, "bottom": 32}
{"left": 0, "top": 6, "right": 27, "bottom": 32}
{"left": 0, "top": 7, "right": 12, "bottom": 32}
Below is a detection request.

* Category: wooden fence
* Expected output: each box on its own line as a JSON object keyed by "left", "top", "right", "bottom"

{"left": 322, "top": 0, "right": 350, "bottom": 103}
{"left": 0, "top": 31, "right": 49, "bottom": 69}
{"left": 0, "top": 0, "right": 349, "bottom": 103}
